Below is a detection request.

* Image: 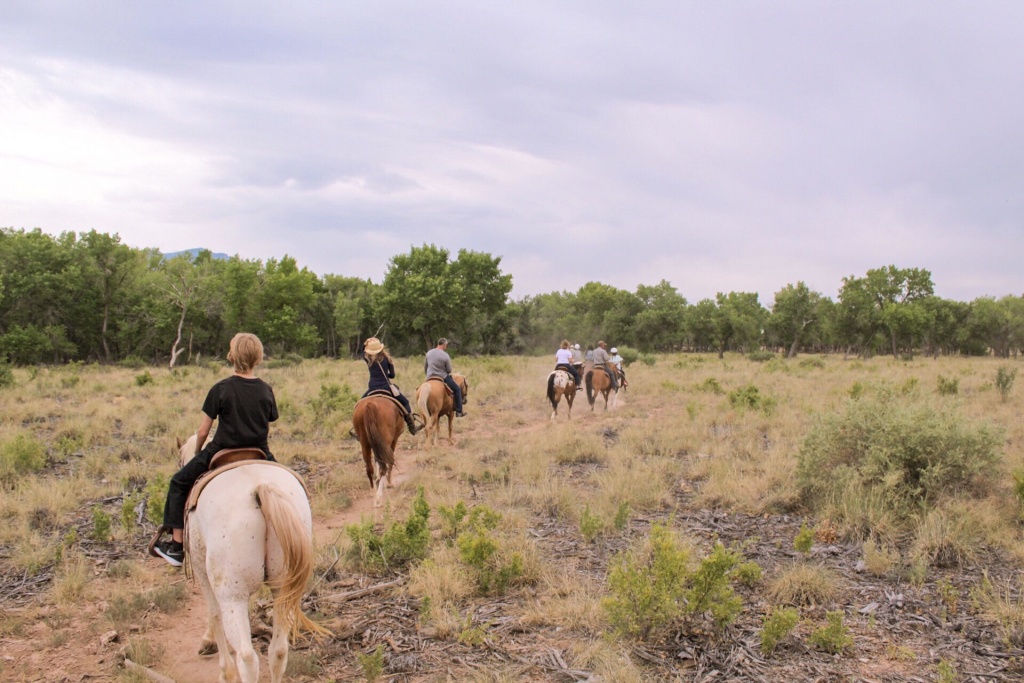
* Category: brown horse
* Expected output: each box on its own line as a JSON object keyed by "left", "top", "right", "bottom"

{"left": 547, "top": 369, "right": 576, "bottom": 420}
{"left": 414, "top": 373, "right": 468, "bottom": 447}
{"left": 352, "top": 394, "right": 404, "bottom": 507}
{"left": 585, "top": 365, "right": 618, "bottom": 412}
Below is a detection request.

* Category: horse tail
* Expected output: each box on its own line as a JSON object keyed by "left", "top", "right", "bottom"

{"left": 254, "top": 483, "right": 329, "bottom": 640}
{"left": 416, "top": 383, "right": 430, "bottom": 422}
{"left": 585, "top": 371, "right": 595, "bottom": 406}
{"left": 365, "top": 401, "right": 396, "bottom": 479}
{"left": 547, "top": 373, "right": 558, "bottom": 409}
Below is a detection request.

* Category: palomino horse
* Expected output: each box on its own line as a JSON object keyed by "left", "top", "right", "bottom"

{"left": 585, "top": 365, "right": 618, "bottom": 411}
{"left": 352, "top": 394, "right": 405, "bottom": 507}
{"left": 176, "top": 435, "right": 323, "bottom": 683}
{"left": 414, "top": 373, "right": 468, "bottom": 447}
{"left": 547, "top": 369, "right": 576, "bottom": 420}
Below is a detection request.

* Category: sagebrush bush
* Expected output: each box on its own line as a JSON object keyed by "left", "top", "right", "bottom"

{"left": 603, "top": 524, "right": 748, "bottom": 639}
{"left": 797, "top": 391, "right": 1001, "bottom": 522}
{"left": 346, "top": 487, "right": 431, "bottom": 572}
{"left": 0, "top": 434, "right": 47, "bottom": 486}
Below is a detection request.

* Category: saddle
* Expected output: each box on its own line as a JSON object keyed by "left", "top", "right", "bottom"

{"left": 426, "top": 376, "right": 454, "bottom": 397}
{"left": 357, "top": 391, "right": 411, "bottom": 415}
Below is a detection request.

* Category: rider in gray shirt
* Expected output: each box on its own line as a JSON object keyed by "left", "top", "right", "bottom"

{"left": 592, "top": 340, "right": 618, "bottom": 390}
{"left": 425, "top": 338, "right": 466, "bottom": 416}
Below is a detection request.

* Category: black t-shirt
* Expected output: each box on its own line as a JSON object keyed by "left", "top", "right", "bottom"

{"left": 202, "top": 376, "right": 278, "bottom": 453}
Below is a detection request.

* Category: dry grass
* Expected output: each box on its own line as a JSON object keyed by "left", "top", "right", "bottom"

{"left": 1, "top": 353, "right": 1023, "bottom": 678}
{"left": 767, "top": 563, "right": 841, "bottom": 606}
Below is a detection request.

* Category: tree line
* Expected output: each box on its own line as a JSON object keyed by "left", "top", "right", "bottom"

{"left": 0, "top": 227, "right": 1021, "bottom": 366}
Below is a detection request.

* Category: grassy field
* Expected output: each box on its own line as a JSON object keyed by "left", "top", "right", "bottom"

{"left": 1, "top": 352, "right": 1023, "bottom": 681}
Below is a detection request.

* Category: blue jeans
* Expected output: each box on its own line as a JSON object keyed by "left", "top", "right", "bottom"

{"left": 443, "top": 375, "right": 464, "bottom": 413}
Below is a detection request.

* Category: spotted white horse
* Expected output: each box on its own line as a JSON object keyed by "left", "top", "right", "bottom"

{"left": 177, "top": 434, "right": 325, "bottom": 683}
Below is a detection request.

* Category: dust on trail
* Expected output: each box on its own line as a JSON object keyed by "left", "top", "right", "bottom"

{"left": 145, "top": 449, "right": 421, "bottom": 683}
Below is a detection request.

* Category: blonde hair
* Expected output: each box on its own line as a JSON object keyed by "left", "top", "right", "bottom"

{"left": 560, "top": 340, "right": 570, "bottom": 349}
{"left": 227, "top": 333, "right": 263, "bottom": 373}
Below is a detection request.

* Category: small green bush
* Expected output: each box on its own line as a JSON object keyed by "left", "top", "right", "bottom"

{"left": 809, "top": 610, "right": 853, "bottom": 654}
{"left": 603, "top": 524, "right": 748, "bottom": 639}
{"left": 135, "top": 371, "right": 154, "bottom": 386}
{"left": 310, "top": 382, "right": 358, "bottom": 421}
{"left": 613, "top": 501, "right": 631, "bottom": 532}
{"left": 728, "top": 384, "right": 776, "bottom": 414}
{"left": 91, "top": 506, "right": 112, "bottom": 542}
{"left": 760, "top": 606, "right": 799, "bottom": 655}
{"left": 0, "top": 434, "right": 47, "bottom": 486}
{"left": 639, "top": 353, "right": 656, "bottom": 366}
{"left": 697, "top": 377, "right": 724, "bottom": 394}
{"left": 579, "top": 505, "right": 603, "bottom": 543}
{"left": 798, "top": 357, "right": 826, "bottom": 369}
{"left": 356, "top": 645, "right": 384, "bottom": 682}
{"left": 144, "top": 474, "right": 168, "bottom": 526}
{"left": 346, "top": 487, "right": 430, "bottom": 572}
{"left": 996, "top": 365, "right": 1017, "bottom": 403}
{"left": 0, "top": 361, "right": 14, "bottom": 388}
{"left": 455, "top": 505, "right": 524, "bottom": 595}
{"left": 747, "top": 350, "right": 776, "bottom": 362}
{"left": 936, "top": 375, "right": 959, "bottom": 396}
{"left": 793, "top": 523, "right": 814, "bottom": 555}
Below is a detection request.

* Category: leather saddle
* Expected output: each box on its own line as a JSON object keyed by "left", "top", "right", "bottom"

{"left": 426, "top": 376, "right": 454, "bottom": 397}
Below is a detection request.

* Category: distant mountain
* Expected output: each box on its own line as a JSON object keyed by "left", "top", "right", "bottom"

{"left": 162, "top": 248, "right": 231, "bottom": 261}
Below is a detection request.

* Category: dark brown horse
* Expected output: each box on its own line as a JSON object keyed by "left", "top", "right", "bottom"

{"left": 352, "top": 394, "right": 404, "bottom": 507}
{"left": 414, "top": 373, "right": 468, "bottom": 447}
{"left": 547, "top": 369, "right": 576, "bottom": 420}
{"left": 585, "top": 366, "right": 618, "bottom": 412}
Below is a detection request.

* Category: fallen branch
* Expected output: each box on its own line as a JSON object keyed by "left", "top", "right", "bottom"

{"left": 123, "top": 658, "right": 177, "bottom": 683}
{"left": 322, "top": 576, "right": 406, "bottom": 604}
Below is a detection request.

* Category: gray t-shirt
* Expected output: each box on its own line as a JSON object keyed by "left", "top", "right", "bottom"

{"left": 571, "top": 348, "right": 583, "bottom": 364}
{"left": 425, "top": 347, "right": 453, "bottom": 378}
{"left": 592, "top": 347, "right": 611, "bottom": 365}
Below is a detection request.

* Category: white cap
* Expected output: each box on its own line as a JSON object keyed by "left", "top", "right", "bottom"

{"left": 574, "top": 344, "right": 580, "bottom": 350}
{"left": 610, "top": 347, "right": 618, "bottom": 354}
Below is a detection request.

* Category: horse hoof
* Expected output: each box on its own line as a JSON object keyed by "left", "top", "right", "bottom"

{"left": 198, "top": 641, "right": 218, "bottom": 656}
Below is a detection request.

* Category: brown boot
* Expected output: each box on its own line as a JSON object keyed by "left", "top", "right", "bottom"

{"left": 404, "top": 413, "right": 420, "bottom": 435}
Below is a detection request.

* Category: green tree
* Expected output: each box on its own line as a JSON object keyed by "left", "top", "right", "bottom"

{"left": 711, "top": 292, "right": 766, "bottom": 358}
{"left": 865, "top": 266, "right": 934, "bottom": 358}
{"left": 768, "top": 281, "right": 826, "bottom": 358}
{"left": 256, "top": 256, "right": 320, "bottom": 355}
{"left": 633, "top": 280, "right": 687, "bottom": 351}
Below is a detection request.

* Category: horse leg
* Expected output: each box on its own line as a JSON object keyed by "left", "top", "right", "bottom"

{"left": 218, "top": 596, "right": 259, "bottom": 683}
{"left": 360, "top": 440, "right": 375, "bottom": 489}
{"left": 190, "top": 547, "right": 224, "bottom": 660}
{"left": 446, "top": 412, "right": 454, "bottom": 444}
{"left": 268, "top": 602, "right": 290, "bottom": 683}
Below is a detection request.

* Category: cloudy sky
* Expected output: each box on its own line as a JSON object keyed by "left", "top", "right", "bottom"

{"left": 2, "top": 2, "right": 1021, "bottom": 304}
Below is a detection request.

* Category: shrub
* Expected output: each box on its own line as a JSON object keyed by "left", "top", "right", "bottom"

{"left": 793, "top": 523, "right": 814, "bottom": 555}
{"left": 603, "top": 524, "right": 748, "bottom": 639}
{"left": 797, "top": 392, "right": 1002, "bottom": 522}
{"left": 0, "top": 434, "right": 47, "bottom": 486}
{"left": 144, "top": 474, "right": 168, "bottom": 526}
{"left": 346, "top": 487, "right": 430, "bottom": 572}
{"left": 0, "top": 361, "right": 14, "bottom": 388}
{"left": 579, "top": 505, "right": 602, "bottom": 543}
{"left": 135, "top": 371, "right": 154, "bottom": 386}
{"left": 639, "top": 353, "right": 656, "bottom": 366}
{"left": 454, "top": 505, "right": 525, "bottom": 595}
{"left": 697, "top": 377, "right": 724, "bottom": 395}
{"left": 799, "top": 357, "right": 826, "bottom": 369}
{"left": 996, "top": 365, "right": 1017, "bottom": 403}
{"left": 91, "top": 506, "right": 112, "bottom": 542}
{"left": 310, "top": 382, "right": 358, "bottom": 421}
{"left": 728, "top": 384, "right": 776, "bottom": 414}
{"left": 760, "top": 606, "right": 799, "bottom": 655}
{"left": 747, "top": 350, "right": 776, "bottom": 362}
{"left": 356, "top": 645, "right": 384, "bottom": 682}
{"left": 936, "top": 375, "right": 959, "bottom": 396}
{"left": 809, "top": 610, "right": 853, "bottom": 654}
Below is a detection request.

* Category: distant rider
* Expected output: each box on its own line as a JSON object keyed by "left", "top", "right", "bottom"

{"left": 554, "top": 340, "right": 582, "bottom": 388}
{"left": 362, "top": 337, "right": 420, "bottom": 435}
{"left": 592, "top": 340, "right": 619, "bottom": 391}
{"left": 425, "top": 337, "right": 466, "bottom": 417}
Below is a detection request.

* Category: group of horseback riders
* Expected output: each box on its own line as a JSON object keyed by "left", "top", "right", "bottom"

{"left": 554, "top": 339, "right": 627, "bottom": 391}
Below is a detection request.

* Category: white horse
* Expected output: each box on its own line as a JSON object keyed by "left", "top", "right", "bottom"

{"left": 178, "top": 435, "right": 324, "bottom": 683}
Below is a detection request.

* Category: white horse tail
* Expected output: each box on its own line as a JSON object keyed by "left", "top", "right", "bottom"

{"left": 416, "top": 383, "right": 430, "bottom": 420}
{"left": 254, "top": 483, "right": 327, "bottom": 640}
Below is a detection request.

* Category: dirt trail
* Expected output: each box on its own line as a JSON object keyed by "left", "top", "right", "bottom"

{"left": 149, "top": 450, "right": 420, "bottom": 682}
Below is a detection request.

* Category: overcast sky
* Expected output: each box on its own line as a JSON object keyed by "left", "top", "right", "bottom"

{"left": 2, "top": 2, "right": 1021, "bottom": 305}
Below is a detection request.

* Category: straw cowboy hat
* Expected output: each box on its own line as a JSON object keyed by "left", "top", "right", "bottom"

{"left": 364, "top": 337, "right": 384, "bottom": 354}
